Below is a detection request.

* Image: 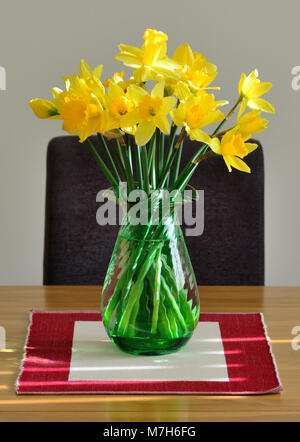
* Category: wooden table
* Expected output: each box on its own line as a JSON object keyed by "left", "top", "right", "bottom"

{"left": 0, "top": 286, "right": 300, "bottom": 422}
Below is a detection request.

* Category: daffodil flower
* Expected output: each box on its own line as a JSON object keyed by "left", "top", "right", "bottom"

{"left": 172, "top": 43, "right": 218, "bottom": 91}
{"left": 103, "top": 71, "right": 136, "bottom": 93}
{"left": 238, "top": 69, "right": 275, "bottom": 118}
{"left": 29, "top": 98, "right": 60, "bottom": 119}
{"left": 115, "top": 29, "right": 180, "bottom": 82}
{"left": 122, "top": 80, "right": 177, "bottom": 145}
{"left": 104, "top": 71, "right": 125, "bottom": 88}
{"left": 211, "top": 129, "right": 258, "bottom": 173}
{"left": 171, "top": 82, "right": 225, "bottom": 145}
{"left": 30, "top": 71, "right": 106, "bottom": 143}
{"left": 63, "top": 59, "right": 106, "bottom": 106}
{"left": 105, "top": 81, "right": 136, "bottom": 134}
{"left": 236, "top": 110, "right": 268, "bottom": 140}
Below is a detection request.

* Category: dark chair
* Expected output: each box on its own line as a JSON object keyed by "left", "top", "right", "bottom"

{"left": 44, "top": 135, "right": 264, "bottom": 285}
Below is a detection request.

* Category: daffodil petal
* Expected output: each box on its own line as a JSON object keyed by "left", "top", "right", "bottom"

{"left": 238, "top": 73, "right": 246, "bottom": 95}
{"left": 173, "top": 43, "right": 194, "bottom": 66}
{"left": 201, "top": 109, "right": 225, "bottom": 127}
{"left": 78, "top": 117, "right": 99, "bottom": 143}
{"left": 155, "top": 115, "right": 169, "bottom": 133}
{"left": 161, "top": 96, "right": 177, "bottom": 114}
{"left": 170, "top": 105, "right": 186, "bottom": 127}
{"left": 189, "top": 128, "right": 212, "bottom": 145}
{"left": 108, "top": 81, "right": 124, "bottom": 100}
{"left": 223, "top": 155, "right": 232, "bottom": 172}
{"left": 211, "top": 137, "right": 222, "bottom": 154}
{"left": 135, "top": 120, "right": 156, "bottom": 146}
{"left": 229, "top": 156, "right": 251, "bottom": 173}
{"left": 151, "top": 80, "right": 165, "bottom": 98}
{"left": 120, "top": 109, "right": 141, "bottom": 127}
{"left": 114, "top": 53, "right": 140, "bottom": 68}
{"left": 175, "top": 82, "right": 191, "bottom": 102}
{"left": 245, "top": 143, "right": 258, "bottom": 154}
{"left": 248, "top": 98, "right": 275, "bottom": 114}
{"left": 79, "top": 59, "right": 92, "bottom": 77}
{"left": 237, "top": 97, "right": 247, "bottom": 119}
{"left": 93, "top": 64, "right": 103, "bottom": 79}
{"left": 52, "top": 87, "right": 63, "bottom": 99}
{"left": 127, "top": 84, "right": 147, "bottom": 103}
{"left": 133, "top": 66, "right": 154, "bottom": 82}
{"left": 153, "top": 61, "right": 181, "bottom": 80}
{"left": 250, "top": 81, "right": 272, "bottom": 98}
{"left": 118, "top": 44, "right": 143, "bottom": 58}
{"left": 29, "top": 99, "right": 59, "bottom": 119}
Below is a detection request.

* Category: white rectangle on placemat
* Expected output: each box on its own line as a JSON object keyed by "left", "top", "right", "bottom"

{"left": 68, "top": 321, "right": 229, "bottom": 382}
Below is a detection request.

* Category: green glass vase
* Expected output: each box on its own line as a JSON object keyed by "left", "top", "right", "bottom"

{"left": 101, "top": 210, "right": 200, "bottom": 356}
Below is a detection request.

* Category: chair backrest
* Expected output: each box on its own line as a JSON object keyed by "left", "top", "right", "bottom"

{"left": 44, "top": 135, "right": 264, "bottom": 285}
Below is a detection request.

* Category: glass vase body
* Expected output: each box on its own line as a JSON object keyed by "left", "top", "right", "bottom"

{"left": 101, "top": 211, "right": 199, "bottom": 356}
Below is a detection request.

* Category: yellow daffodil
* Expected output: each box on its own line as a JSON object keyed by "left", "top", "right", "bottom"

{"left": 236, "top": 110, "right": 268, "bottom": 140}
{"left": 63, "top": 59, "right": 106, "bottom": 106}
{"left": 172, "top": 43, "right": 218, "bottom": 92}
{"left": 115, "top": 29, "right": 180, "bottom": 82}
{"left": 104, "top": 70, "right": 136, "bottom": 93}
{"left": 211, "top": 128, "right": 258, "bottom": 173}
{"left": 123, "top": 80, "right": 177, "bottom": 145}
{"left": 238, "top": 69, "right": 275, "bottom": 118}
{"left": 78, "top": 59, "right": 103, "bottom": 80}
{"left": 56, "top": 93, "right": 105, "bottom": 142}
{"left": 171, "top": 82, "right": 225, "bottom": 145}
{"left": 104, "top": 71, "right": 125, "bottom": 87}
{"left": 29, "top": 98, "right": 60, "bottom": 119}
{"left": 29, "top": 73, "right": 106, "bottom": 142}
{"left": 105, "top": 81, "right": 136, "bottom": 133}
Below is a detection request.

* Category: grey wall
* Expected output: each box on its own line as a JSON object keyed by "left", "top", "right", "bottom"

{"left": 0, "top": 0, "right": 299, "bottom": 285}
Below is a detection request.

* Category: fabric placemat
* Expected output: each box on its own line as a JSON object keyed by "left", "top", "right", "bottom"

{"left": 16, "top": 311, "right": 282, "bottom": 395}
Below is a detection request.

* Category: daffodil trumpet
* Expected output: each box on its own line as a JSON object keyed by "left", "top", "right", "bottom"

{"left": 29, "top": 29, "right": 274, "bottom": 353}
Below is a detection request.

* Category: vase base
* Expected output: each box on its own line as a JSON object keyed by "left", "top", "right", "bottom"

{"left": 110, "top": 335, "right": 192, "bottom": 356}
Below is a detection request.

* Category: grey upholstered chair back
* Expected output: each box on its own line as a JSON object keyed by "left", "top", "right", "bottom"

{"left": 44, "top": 135, "right": 264, "bottom": 285}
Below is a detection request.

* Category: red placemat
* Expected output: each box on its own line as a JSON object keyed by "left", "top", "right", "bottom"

{"left": 16, "top": 311, "right": 282, "bottom": 395}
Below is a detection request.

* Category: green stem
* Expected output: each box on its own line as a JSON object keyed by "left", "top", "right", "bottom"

{"left": 161, "top": 276, "right": 187, "bottom": 332}
{"left": 127, "top": 296, "right": 140, "bottom": 338}
{"left": 159, "top": 132, "right": 165, "bottom": 178}
{"left": 86, "top": 138, "right": 118, "bottom": 189}
{"left": 155, "top": 128, "right": 161, "bottom": 181}
{"left": 115, "top": 139, "right": 134, "bottom": 192}
{"left": 172, "top": 141, "right": 183, "bottom": 185}
{"left": 125, "top": 134, "right": 133, "bottom": 175}
{"left": 157, "top": 125, "right": 178, "bottom": 188}
{"left": 158, "top": 147, "right": 178, "bottom": 188}
{"left": 166, "top": 124, "right": 177, "bottom": 164}
{"left": 158, "top": 294, "right": 174, "bottom": 339}
{"left": 175, "top": 151, "right": 214, "bottom": 194}
{"left": 135, "top": 146, "right": 144, "bottom": 190}
{"left": 151, "top": 249, "right": 162, "bottom": 334}
{"left": 141, "top": 145, "right": 150, "bottom": 194}
{"left": 147, "top": 133, "right": 156, "bottom": 175}
{"left": 117, "top": 245, "right": 161, "bottom": 336}
{"left": 111, "top": 143, "right": 127, "bottom": 182}
{"left": 151, "top": 136, "right": 157, "bottom": 190}
{"left": 97, "top": 133, "right": 120, "bottom": 184}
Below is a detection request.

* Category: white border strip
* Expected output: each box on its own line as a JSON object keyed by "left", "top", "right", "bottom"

{"left": 15, "top": 310, "right": 34, "bottom": 394}
{"left": 259, "top": 312, "right": 283, "bottom": 392}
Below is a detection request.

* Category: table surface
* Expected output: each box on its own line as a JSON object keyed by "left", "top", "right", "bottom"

{"left": 0, "top": 285, "right": 300, "bottom": 422}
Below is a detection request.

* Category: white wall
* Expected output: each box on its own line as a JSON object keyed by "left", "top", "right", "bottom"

{"left": 0, "top": 0, "right": 299, "bottom": 285}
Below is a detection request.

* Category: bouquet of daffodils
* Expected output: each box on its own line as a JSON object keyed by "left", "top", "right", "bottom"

{"left": 30, "top": 28, "right": 274, "bottom": 195}
{"left": 30, "top": 29, "right": 274, "bottom": 354}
